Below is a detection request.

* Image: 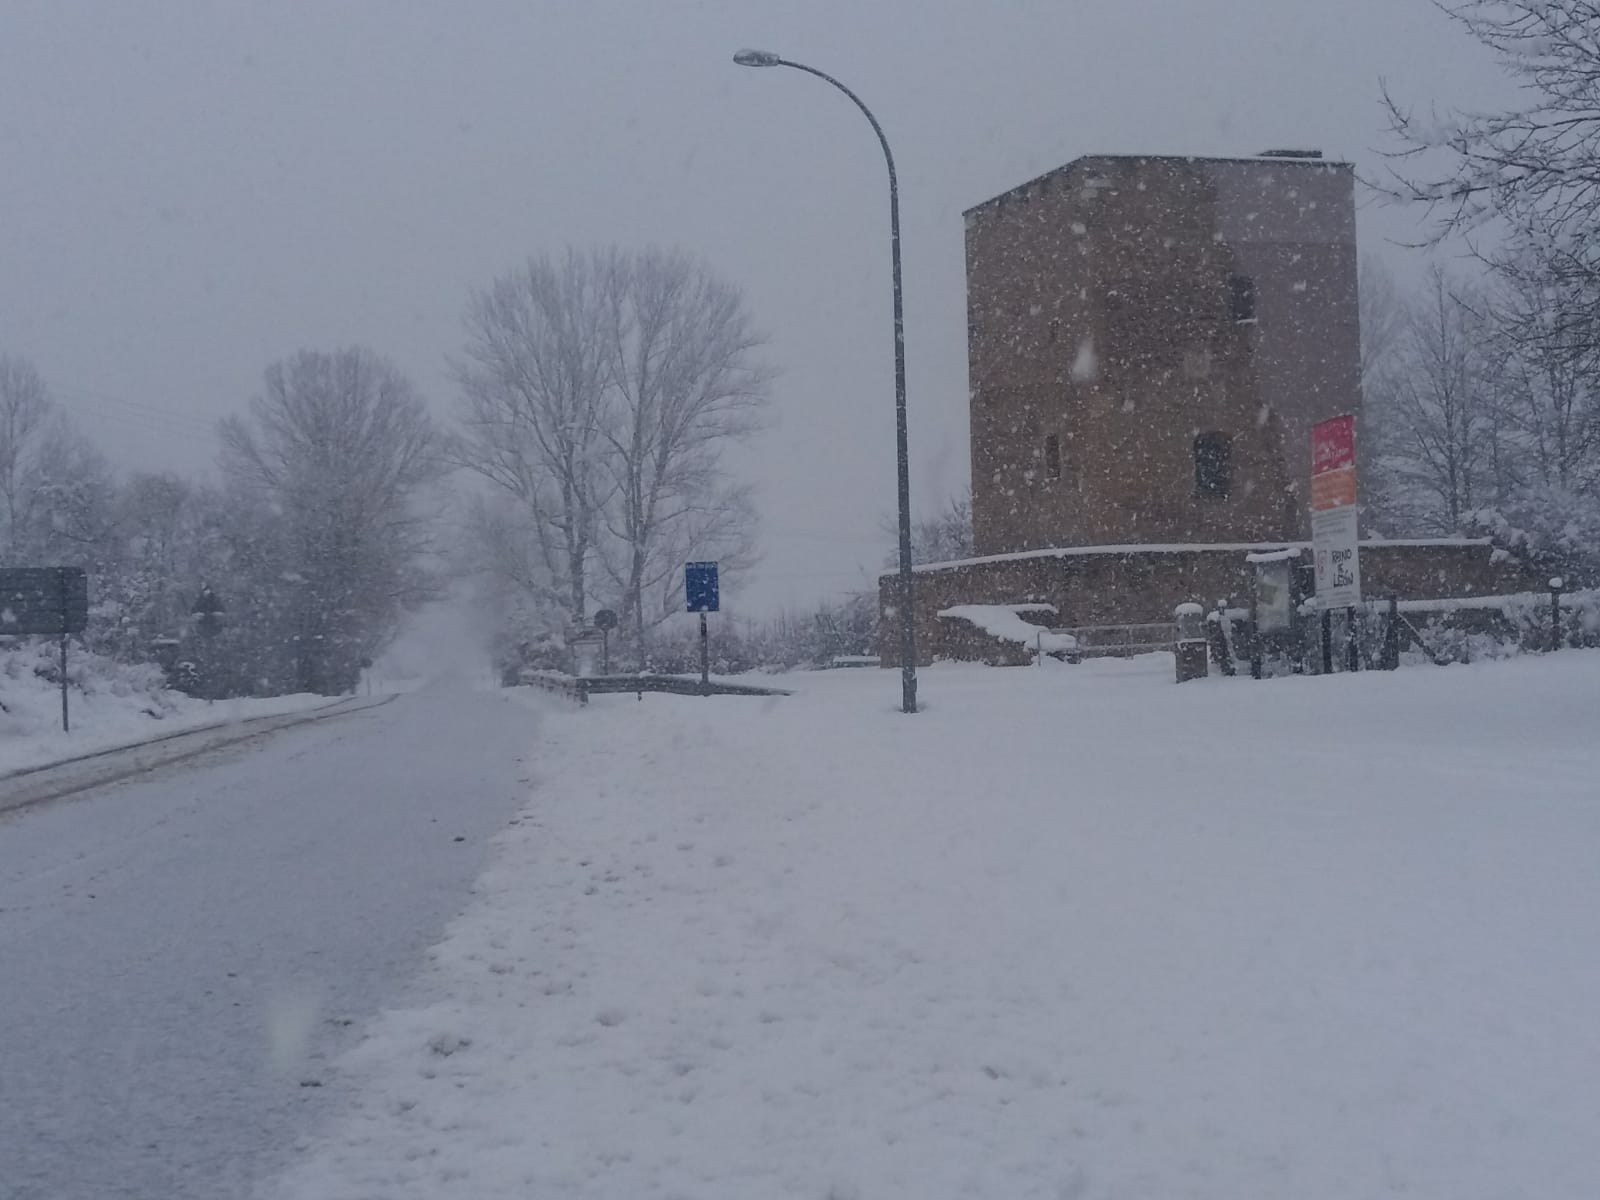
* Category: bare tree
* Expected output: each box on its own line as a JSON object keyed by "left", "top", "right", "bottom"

{"left": 1370, "top": 267, "right": 1508, "bottom": 532}
{"left": 1383, "top": 2, "right": 1600, "bottom": 233}
{"left": 595, "top": 248, "right": 771, "bottom": 664}
{"left": 1382, "top": 2, "right": 1600, "bottom": 337}
{"left": 454, "top": 249, "right": 615, "bottom": 625}
{"left": 1359, "top": 257, "right": 1409, "bottom": 395}
{"left": 0, "top": 354, "right": 54, "bottom": 559}
{"left": 887, "top": 489, "right": 974, "bottom": 566}
{"left": 460, "top": 493, "right": 560, "bottom": 618}
{"left": 89, "top": 472, "right": 217, "bottom": 663}
{"left": 221, "top": 348, "right": 443, "bottom": 693}
{"left": 1357, "top": 259, "right": 1415, "bottom": 533}
{"left": 1491, "top": 263, "right": 1600, "bottom": 494}
{"left": 452, "top": 492, "right": 575, "bottom": 675}
{"left": 1378, "top": 0, "right": 1600, "bottom": 560}
{"left": 454, "top": 247, "right": 770, "bottom": 664}
{"left": 0, "top": 354, "right": 115, "bottom": 565}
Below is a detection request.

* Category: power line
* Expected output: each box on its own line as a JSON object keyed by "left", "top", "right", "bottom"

{"left": 52, "top": 398, "right": 220, "bottom": 448}
{"left": 54, "top": 386, "right": 219, "bottom": 434}
{"left": 47, "top": 384, "right": 222, "bottom": 448}
{"left": 761, "top": 524, "right": 887, "bottom": 545}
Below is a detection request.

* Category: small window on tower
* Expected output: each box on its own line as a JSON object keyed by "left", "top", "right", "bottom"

{"left": 1227, "top": 274, "right": 1257, "bottom": 324}
{"left": 1194, "top": 432, "right": 1232, "bottom": 497}
{"left": 1044, "top": 433, "right": 1062, "bottom": 479}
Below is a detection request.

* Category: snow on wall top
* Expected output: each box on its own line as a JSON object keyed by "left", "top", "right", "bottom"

{"left": 909, "top": 538, "right": 1492, "bottom": 576}
{"left": 936, "top": 604, "right": 1076, "bottom": 653}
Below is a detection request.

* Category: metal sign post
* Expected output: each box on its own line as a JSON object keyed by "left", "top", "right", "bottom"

{"left": 685, "top": 562, "right": 720, "bottom": 695}
{"left": 1, "top": 566, "right": 90, "bottom": 732}
{"left": 593, "top": 608, "right": 618, "bottom": 674}
{"left": 59, "top": 610, "right": 70, "bottom": 732}
{"left": 699, "top": 613, "right": 710, "bottom": 689}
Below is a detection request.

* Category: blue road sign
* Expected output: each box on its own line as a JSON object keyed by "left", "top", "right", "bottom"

{"left": 685, "top": 562, "right": 720, "bottom": 613}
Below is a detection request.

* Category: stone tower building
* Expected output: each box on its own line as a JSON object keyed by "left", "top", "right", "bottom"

{"left": 964, "top": 152, "right": 1360, "bottom": 555}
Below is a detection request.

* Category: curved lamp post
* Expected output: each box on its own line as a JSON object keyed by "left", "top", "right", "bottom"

{"left": 733, "top": 48, "right": 918, "bottom": 714}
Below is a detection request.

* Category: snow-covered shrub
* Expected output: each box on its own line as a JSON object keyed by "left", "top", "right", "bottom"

{"left": 0, "top": 637, "right": 182, "bottom": 725}
{"left": 1397, "top": 588, "right": 1600, "bottom": 663}
{"left": 1403, "top": 619, "right": 1523, "bottom": 665}
{"left": 1469, "top": 485, "right": 1600, "bottom": 588}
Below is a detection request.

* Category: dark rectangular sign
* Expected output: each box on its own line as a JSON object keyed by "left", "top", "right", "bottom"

{"left": 685, "top": 561, "right": 719, "bottom": 613}
{"left": 0, "top": 567, "right": 90, "bottom": 635}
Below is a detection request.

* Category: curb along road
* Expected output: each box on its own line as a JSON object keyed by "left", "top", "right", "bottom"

{"left": 0, "top": 694, "right": 399, "bottom": 817}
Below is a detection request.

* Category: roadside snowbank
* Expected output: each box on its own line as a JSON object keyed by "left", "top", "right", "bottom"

{"left": 271, "top": 653, "right": 1600, "bottom": 1199}
{"left": 0, "top": 642, "right": 331, "bottom": 776}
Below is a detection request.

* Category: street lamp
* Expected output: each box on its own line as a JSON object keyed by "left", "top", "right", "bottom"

{"left": 733, "top": 48, "right": 918, "bottom": 714}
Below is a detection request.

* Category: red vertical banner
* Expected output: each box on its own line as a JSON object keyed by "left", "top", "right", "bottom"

{"left": 1311, "top": 414, "right": 1355, "bottom": 482}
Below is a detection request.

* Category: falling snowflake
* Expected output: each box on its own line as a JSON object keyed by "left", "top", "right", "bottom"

{"left": 1070, "top": 336, "right": 1098, "bottom": 383}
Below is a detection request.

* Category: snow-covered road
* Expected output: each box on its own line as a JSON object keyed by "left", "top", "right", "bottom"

{"left": 0, "top": 680, "right": 538, "bottom": 1200}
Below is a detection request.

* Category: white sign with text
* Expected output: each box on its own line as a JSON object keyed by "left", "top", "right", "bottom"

{"left": 1311, "top": 415, "right": 1361, "bottom": 609}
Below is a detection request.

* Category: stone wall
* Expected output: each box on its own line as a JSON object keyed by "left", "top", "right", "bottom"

{"left": 878, "top": 540, "right": 1546, "bottom": 667}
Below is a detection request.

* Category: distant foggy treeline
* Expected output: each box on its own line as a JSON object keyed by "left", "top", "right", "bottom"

{"left": 1, "top": 347, "right": 441, "bottom": 697}
{"left": 1, "top": 247, "right": 773, "bottom": 695}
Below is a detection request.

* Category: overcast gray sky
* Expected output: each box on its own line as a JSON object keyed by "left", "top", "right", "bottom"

{"left": 2, "top": 1, "right": 1509, "bottom": 613}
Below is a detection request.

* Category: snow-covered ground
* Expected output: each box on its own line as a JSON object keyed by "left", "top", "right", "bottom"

{"left": 270, "top": 653, "right": 1600, "bottom": 1199}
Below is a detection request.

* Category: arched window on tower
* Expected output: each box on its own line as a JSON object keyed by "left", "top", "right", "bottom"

{"left": 1194, "top": 432, "right": 1232, "bottom": 497}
